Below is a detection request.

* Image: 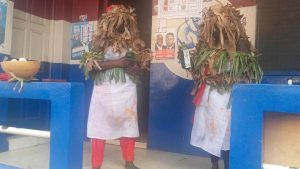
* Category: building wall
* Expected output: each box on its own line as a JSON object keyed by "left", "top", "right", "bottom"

{"left": 8, "top": 0, "right": 101, "bottom": 79}
{"left": 12, "top": 0, "right": 99, "bottom": 65}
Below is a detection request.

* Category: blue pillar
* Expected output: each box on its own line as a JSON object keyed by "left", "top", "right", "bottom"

{"left": 0, "top": 98, "right": 9, "bottom": 152}
{"left": 49, "top": 84, "right": 85, "bottom": 169}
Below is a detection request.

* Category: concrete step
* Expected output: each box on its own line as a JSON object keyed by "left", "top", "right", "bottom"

{"left": 8, "top": 136, "right": 49, "bottom": 151}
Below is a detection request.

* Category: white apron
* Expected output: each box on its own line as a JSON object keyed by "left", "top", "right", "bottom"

{"left": 87, "top": 48, "right": 139, "bottom": 140}
{"left": 190, "top": 85, "right": 231, "bottom": 157}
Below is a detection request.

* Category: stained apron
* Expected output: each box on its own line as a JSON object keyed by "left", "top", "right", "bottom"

{"left": 191, "top": 85, "right": 231, "bottom": 157}
{"left": 87, "top": 47, "right": 139, "bottom": 140}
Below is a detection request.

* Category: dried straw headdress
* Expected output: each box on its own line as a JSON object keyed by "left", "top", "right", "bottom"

{"left": 187, "top": 3, "right": 262, "bottom": 93}
{"left": 92, "top": 5, "right": 146, "bottom": 53}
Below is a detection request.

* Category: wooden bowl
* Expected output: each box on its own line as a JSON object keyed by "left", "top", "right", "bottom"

{"left": 0, "top": 61, "right": 40, "bottom": 79}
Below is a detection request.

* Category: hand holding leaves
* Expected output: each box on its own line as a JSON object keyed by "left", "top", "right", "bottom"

{"left": 126, "top": 64, "right": 141, "bottom": 76}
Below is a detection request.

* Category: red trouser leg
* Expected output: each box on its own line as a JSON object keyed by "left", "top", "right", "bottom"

{"left": 120, "top": 137, "right": 136, "bottom": 162}
{"left": 91, "top": 138, "right": 106, "bottom": 169}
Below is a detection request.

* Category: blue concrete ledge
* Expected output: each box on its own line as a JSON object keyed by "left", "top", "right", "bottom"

{"left": 230, "top": 84, "right": 300, "bottom": 169}
{"left": 0, "top": 82, "right": 85, "bottom": 169}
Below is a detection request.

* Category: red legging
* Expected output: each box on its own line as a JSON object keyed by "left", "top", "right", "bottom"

{"left": 91, "top": 137, "right": 136, "bottom": 169}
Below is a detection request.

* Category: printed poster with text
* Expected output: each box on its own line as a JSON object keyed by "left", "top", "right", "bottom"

{"left": 71, "top": 22, "right": 94, "bottom": 60}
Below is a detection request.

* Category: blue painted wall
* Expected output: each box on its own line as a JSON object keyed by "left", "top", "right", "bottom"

{"left": 148, "top": 63, "right": 206, "bottom": 156}
{"left": 262, "top": 71, "right": 300, "bottom": 85}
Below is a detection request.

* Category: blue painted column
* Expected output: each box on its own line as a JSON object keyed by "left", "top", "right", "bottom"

{"left": 0, "top": 98, "right": 9, "bottom": 152}
{"left": 0, "top": 82, "right": 85, "bottom": 169}
{"left": 231, "top": 84, "right": 300, "bottom": 169}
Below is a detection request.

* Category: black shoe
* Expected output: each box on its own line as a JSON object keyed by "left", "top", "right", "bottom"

{"left": 125, "top": 161, "right": 140, "bottom": 169}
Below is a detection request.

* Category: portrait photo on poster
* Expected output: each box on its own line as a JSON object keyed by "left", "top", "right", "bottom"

{"left": 154, "top": 30, "right": 177, "bottom": 60}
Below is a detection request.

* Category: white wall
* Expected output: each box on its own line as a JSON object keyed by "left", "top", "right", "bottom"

{"left": 11, "top": 9, "right": 72, "bottom": 64}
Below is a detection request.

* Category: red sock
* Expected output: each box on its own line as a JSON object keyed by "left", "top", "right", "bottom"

{"left": 91, "top": 138, "right": 106, "bottom": 168}
{"left": 120, "top": 137, "right": 136, "bottom": 162}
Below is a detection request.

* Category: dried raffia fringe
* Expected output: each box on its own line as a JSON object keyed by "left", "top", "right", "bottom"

{"left": 92, "top": 5, "right": 145, "bottom": 53}
{"left": 79, "top": 5, "right": 153, "bottom": 84}
{"left": 186, "top": 2, "right": 263, "bottom": 94}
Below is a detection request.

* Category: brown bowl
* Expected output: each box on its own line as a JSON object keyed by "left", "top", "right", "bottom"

{"left": 0, "top": 61, "right": 41, "bottom": 79}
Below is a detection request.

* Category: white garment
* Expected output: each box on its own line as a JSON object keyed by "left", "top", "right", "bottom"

{"left": 87, "top": 48, "right": 139, "bottom": 140}
{"left": 190, "top": 86, "right": 231, "bottom": 157}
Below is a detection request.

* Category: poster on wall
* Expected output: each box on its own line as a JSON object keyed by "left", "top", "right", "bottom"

{"left": 176, "top": 17, "right": 201, "bottom": 49}
{"left": 71, "top": 22, "right": 94, "bottom": 60}
{"left": 154, "top": 30, "right": 177, "bottom": 60}
{"left": 157, "top": 0, "right": 203, "bottom": 19}
{"left": 0, "top": 0, "right": 13, "bottom": 55}
{"left": 156, "top": 18, "right": 167, "bottom": 32}
{"left": 0, "top": 0, "right": 7, "bottom": 46}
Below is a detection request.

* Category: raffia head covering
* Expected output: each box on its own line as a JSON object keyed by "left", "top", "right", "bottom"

{"left": 92, "top": 5, "right": 145, "bottom": 53}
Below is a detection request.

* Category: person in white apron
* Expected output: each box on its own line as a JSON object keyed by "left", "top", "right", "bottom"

{"left": 87, "top": 47, "right": 140, "bottom": 169}
{"left": 191, "top": 85, "right": 230, "bottom": 169}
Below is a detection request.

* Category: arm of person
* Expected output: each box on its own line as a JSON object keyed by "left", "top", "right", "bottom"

{"left": 126, "top": 64, "right": 142, "bottom": 76}
{"left": 88, "top": 57, "right": 133, "bottom": 71}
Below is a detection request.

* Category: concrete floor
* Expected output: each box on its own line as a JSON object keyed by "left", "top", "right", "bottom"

{"left": 0, "top": 137, "right": 224, "bottom": 169}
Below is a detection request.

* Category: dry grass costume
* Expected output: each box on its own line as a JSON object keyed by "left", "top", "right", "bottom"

{"left": 178, "top": 3, "right": 262, "bottom": 169}
{"left": 80, "top": 5, "right": 152, "bottom": 169}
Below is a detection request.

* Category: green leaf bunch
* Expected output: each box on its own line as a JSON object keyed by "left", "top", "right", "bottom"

{"left": 79, "top": 51, "right": 104, "bottom": 80}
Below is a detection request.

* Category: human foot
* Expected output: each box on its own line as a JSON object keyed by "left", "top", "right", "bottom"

{"left": 125, "top": 161, "right": 140, "bottom": 169}
{"left": 211, "top": 162, "right": 219, "bottom": 169}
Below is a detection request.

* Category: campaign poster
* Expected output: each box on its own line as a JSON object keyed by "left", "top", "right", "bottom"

{"left": 71, "top": 22, "right": 94, "bottom": 60}
{"left": 154, "top": 30, "right": 176, "bottom": 60}
{"left": 0, "top": 0, "right": 8, "bottom": 47}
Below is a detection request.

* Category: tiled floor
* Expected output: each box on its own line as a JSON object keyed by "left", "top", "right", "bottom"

{"left": 0, "top": 138, "right": 225, "bottom": 169}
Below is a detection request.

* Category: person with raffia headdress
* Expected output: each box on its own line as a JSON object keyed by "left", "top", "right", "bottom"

{"left": 179, "top": 3, "right": 262, "bottom": 169}
{"left": 82, "top": 5, "right": 152, "bottom": 169}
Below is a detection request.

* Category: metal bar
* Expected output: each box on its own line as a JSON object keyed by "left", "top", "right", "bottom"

{"left": 0, "top": 125, "right": 50, "bottom": 138}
